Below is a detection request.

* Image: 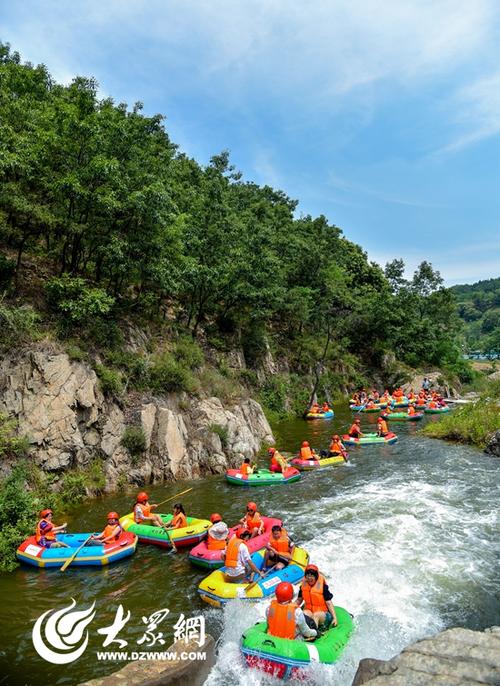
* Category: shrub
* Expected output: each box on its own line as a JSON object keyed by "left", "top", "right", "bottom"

{"left": 104, "top": 350, "right": 150, "bottom": 390}
{"left": 209, "top": 423, "right": 228, "bottom": 448}
{"left": 0, "top": 254, "right": 16, "bottom": 288}
{"left": 45, "top": 274, "right": 115, "bottom": 328}
{"left": 65, "top": 342, "right": 87, "bottom": 362}
{"left": 0, "top": 465, "right": 40, "bottom": 571}
{"left": 59, "top": 460, "right": 105, "bottom": 506}
{"left": 174, "top": 336, "right": 204, "bottom": 370}
{"left": 0, "top": 301, "right": 40, "bottom": 351}
{"left": 149, "top": 353, "right": 198, "bottom": 394}
{"left": 95, "top": 364, "right": 123, "bottom": 396}
{"left": 121, "top": 426, "right": 146, "bottom": 455}
{"left": 0, "top": 413, "right": 30, "bottom": 459}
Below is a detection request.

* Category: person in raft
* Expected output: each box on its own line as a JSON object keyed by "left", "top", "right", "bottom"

{"left": 207, "top": 514, "right": 229, "bottom": 551}
{"left": 321, "top": 402, "right": 330, "bottom": 413}
{"left": 298, "top": 564, "right": 338, "bottom": 632}
{"left": 36, "top": 509, "right": 69, "bottom": 548}
{"left": 87, "top": 512, "right": 122, "bottom": 546}
{"left": 164, "top": 503, "right": 187, "bottom": 529}
{"left": 222, "top": 528, "right": 265, "bottom": 583}
{"left": 377, "top": 416, "right": 389, "bottom": 437}
{"left": 239, "top": 501, "right": 264, "bottom": 537}
{"left": 134, "top": 491, "right": 169, "bottom": 531}
{"left": 240, "top": 456, "right": 256, "bottom": 476}
{"left": 268, "top": 447, "right": 288, "bottom": 473}
{"left": 299, "top": 440, "right": 317, "bottom": 460}
{"left": 348, "top": 418, "right": 363, "bottom": 438}
{"left": 266, "top": 581, "right": 318, "bottom": 641}
{"left": 309, "top": 403, "right": 321, "bottom": 414}
{"left": 263, "top": 524, "right": 294, "bottom": 570}
{"left": 407, "top": 404, "right": 416, "bottom": 416}
{"left": 328, "top": 434, "right": 347, "bottom": 460}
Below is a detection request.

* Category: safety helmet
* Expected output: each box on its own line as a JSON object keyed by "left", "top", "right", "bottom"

{"left": 267, "top": 447, "right": 276, "bottom": 455}
{"left": 136, "top": 492, "right": 149, "bottom": 503}
{"left": 275, "top": 582, "right": 294, "bottom": 603}
{"left": 40, "top": 508, "right": 53, "bottom": 518}
{"left": 301, "top": 441, "right": 309, "bottom": 447}
{"left": 305, "top": 564, "right": 319, "bottom": 577}
{"left": 236, "top": 527, "right": 250, "bottom": 538}
{"left": 107, "top": 511, "right": 119, "bottom": 521}
{"left": 377, "top": 417, "right": 383, "bottom": 422}
{"left": 246, "top": 501, "right": 257, "bottom": 512}
{"left": 210, "top": 513, "right": 223, "bottom": 524}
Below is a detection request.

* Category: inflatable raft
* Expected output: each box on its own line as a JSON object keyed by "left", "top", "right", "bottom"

{"left": 241, "top": 605, "right": 354, "bottom": 679}
{"left": 198, "top": 547, "right": 309, "bottom": 607}
{"left": 305, "top": 410, "right": 334, "bottom": 419}
{"left": 342, "top": 432, "right": 398, "bottom": 446}
{"left": 188, "top": 516, "right": 282, "bottom": 570}
{"left": 225, "top": 467, "right": 301, "bottom": 487}
{"left": 16, "top": 531, "right": 137, "bottom": 568}
{"left": 424, "top": 406, "right": 450, "bottom": 414}
{"left": 120, "top": 513, "right": 210, "bottom": 549}
{"left": 381, "top": 412, "right": 424, "bottom": 421}
{"left": 290, "top": 454, "right": 346, "bottom": 471}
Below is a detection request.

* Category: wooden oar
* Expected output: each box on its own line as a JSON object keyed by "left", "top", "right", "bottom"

{"left": 245, "top": 564, "right": 278, "bottom": 594}
{"left": 155, "top": 487, "right": 193, "bottom": 508}
{"left": 60, "top": 534, "right": 93, "bottom": 572}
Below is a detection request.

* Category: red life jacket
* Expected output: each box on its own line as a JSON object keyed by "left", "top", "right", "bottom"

{"left": 36, "top": 518, "right": 55, "bottom": 544}
{"left": 301, "top": 574, "right": 328, "bottom": 613}
{"left": 245, "top": 511, "right": 262, "bottom": 531}
{"left": 267, "top": 601, "right": 297, "bottom": 639}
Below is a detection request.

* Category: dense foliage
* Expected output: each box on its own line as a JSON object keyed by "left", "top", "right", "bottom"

{"left": 451, "top": 278, "right": 500, "bottom": 354}
{"left": 0, "top": 44, "right": 467, "bottom": 393}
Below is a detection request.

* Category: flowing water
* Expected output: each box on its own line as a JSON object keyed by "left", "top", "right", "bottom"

{"left": 1, "top": 403, "right": 499, "bottom": 686}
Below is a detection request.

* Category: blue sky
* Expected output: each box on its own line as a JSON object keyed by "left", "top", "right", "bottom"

{"left": 2, "top": 0, "right": 500, "bottom": 285}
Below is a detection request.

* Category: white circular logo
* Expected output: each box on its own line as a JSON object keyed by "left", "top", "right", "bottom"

{"left": 32, "top": 598, "right": 96, "bottom": 664}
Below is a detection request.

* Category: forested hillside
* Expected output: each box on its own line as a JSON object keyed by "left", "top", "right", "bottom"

{"left": 451, "top": 278, "right": 500, "bottom": 353}
{"left": 0, "top": 43, "right": 469, "bottom": 409}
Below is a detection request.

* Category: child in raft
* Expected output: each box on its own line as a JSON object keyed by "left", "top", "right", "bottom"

{"left": 240, "top": 456, "right": 257, "bottom": 476}
{"left": 35, "top": 509, "right": 70, "bottom": 548}
{"left": 134, "top": 492, "right": 170, "bottom": 531}
{"left": 87, "top": 512, "right": 122, "bottom": 545}
{"left": 164, "top": 503, "right": 187, "bottom": 529}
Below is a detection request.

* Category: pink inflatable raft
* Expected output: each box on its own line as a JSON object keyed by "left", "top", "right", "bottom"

{"left": 188, "top": 516, "right": 282, "bottom": 570}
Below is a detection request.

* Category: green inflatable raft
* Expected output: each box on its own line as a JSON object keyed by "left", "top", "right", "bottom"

{"left": 241, "top": 605, "right": 354, "bottom": 679}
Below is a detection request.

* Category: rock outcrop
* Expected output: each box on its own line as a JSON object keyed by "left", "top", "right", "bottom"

{"left": 402, "top": 371, "right": 459, "bottom": 398}
{"left": 352, "top": 626, "right": 500, "bottom": 685}
{"left": 485, "top": 429, "right": 500, "bottom": 458}
{"left": 0, "top": 346, "right": 274, "bottom": 490}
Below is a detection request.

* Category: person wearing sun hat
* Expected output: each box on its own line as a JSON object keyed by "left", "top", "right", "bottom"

{"left": 207, "top": 515, "right": 229, "bottom": 551}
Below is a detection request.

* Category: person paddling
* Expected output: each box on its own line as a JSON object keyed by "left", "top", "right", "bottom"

{"left": 328, "top": 434, "right": 347, "bottom": 460}
{"left": 222, "top": 528, "right": 265, "bottom": 583}
{"left": 134, "top": 492, "right": 170, "bottom": 531}
{"left": 348, "top": 418, "right": 363, "bottom": 438}
{"left": 266, "top": 582, "right": 317, "bottom": 641}
{"left": 35, "top": 509, "right": 69, "bottom": 548}
{"left": 87, "top": 512, "right": 122, "bottom": 545}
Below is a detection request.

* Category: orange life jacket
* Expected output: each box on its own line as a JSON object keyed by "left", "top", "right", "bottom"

{"left": 429, "top": 401, "right": 437, "bottom": 408}
{"left": 408, "top": 406, "right": 416, "bottom": 415}
{"left": 349, "top": 424, "right": 361, "bottom": 435}
{"left": 102, "top": 524, "right": 121, "bottom": 541}
{"left": 329, "top": 440, "right": 343, "bottom": 453}
{"left": 134, "top": 502, "right": 151, "bottom": 523}
{"left": 270, "top": 456, "right": 280, "bottom": 469}
{"left": 416, "top": 399, "right": 426, "bottom": 406}
{"left": 240, "top": 462, "right": 252, "bottom": 475}
{"left": 245, "top": 511, "right": 262, "bottom": 531}
{"left": 172, "top": 512, "right": 187, "bottom": 529}
{"left": 36, "top": 518, "right": 55, "bottom": 544}
{"left": 301, "top": 574, "right": 328, "bottom": 613}
{"left": 207, "top": 534, "right": 226, "bottom": 550}
{"left": 225, "top": 536, "right": 243, "bottom": 568}
{"left": 270, "top": 533, "right": 290, "bottom": 554}
{"left": 379, "top": 420, "right": 389, "bottom": 434}
{"left": 267, "top": 601, "right": 297, "bottom": 639}
{"left": 300, "top": 446, "right": 314, "bottom": 460}
{"left": 322, "top": 404, "right": 329, "bottom": 412}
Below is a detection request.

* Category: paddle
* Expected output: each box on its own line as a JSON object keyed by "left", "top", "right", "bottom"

{"left": 60, "top": 534, "right": 93, "bottom": 572}
{"left": 154, "top": 487, "right": 193, "bottom": 508}
{"left": 245, "top": 564, "right": 278, "bottom": 594}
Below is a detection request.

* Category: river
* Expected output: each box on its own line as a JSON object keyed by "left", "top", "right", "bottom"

{"left": 0, "top": 403, "right": 498, "bottom": 686}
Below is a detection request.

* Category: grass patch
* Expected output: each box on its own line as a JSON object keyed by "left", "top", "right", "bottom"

{"left": 121, "top": 426, "right": 146, "bottom": 465}
{"left": 0, "top": 413, "right": 30, "bottom": 459}
{"left": 95, "top": 364, "right": 124, "bottom": 396}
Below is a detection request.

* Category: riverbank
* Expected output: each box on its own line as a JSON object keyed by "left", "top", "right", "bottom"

{"left": 421, "top": 380, "right": 500, "bottom": 451}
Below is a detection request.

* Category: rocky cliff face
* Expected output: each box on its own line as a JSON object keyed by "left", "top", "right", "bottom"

{"left": 0, "top": 346, "right": 274, "bottom": 491}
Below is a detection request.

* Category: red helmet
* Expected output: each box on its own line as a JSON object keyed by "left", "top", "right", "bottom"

{"left": 40, "top": 508, "right": 53, "bottom": 518}
{"left": 275, "top": 581, "right": 294, "bottom": 603}
{"left": 210, "top": 513, "right": 222, "bottom": 524}
{"left": 301, "top": 441, "right": 309, "bottom": 447}
{"left": 236, "top": 527, "right": 249, "bottom": 538}
{"left": 136, "top": 492, "right": 149, "bottom": 503}
{"left": 246, "top": 501, "right": 257, "bottom": 512}
{"left": 305, "top": 564, "right": 319, "bottom": 576}
{"left": 377, "top": 417, "right": 383, "bottom": 422}
{"left": 107, "top": 511, "right": 119, "bottom": 521}
{"left": 268, "top": 447, "right": 276, "bottom": 455}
